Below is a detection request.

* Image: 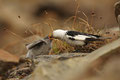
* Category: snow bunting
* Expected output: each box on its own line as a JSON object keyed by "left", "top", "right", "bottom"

{"left": 50, "top": 29, "right": 108, "bottom": 46}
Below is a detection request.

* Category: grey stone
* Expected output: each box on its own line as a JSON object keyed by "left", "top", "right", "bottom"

{"left": 27, "top": 38, "right": 120, "bottom": 80}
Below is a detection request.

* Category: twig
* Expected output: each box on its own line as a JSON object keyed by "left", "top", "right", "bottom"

{"left": 72, "top": 3, "right": 79, "bottom": 29}
{"left": 5, "top": 29, "right": 29, "bottom": 43}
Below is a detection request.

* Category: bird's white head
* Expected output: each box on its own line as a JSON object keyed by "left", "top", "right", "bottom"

{"left": 52, "top": 29, "right": 67, "bottom": 39}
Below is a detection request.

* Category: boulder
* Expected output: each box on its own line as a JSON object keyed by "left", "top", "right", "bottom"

{"left": 28, "top": 38, "right": 120, "bottom": 80}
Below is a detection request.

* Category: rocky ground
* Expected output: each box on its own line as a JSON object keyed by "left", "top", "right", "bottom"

{"left": 0, "top": 37, "right": 120, "bottom": 80}
{"left": 0, "top": 26, "right": 119, "bottom": 80}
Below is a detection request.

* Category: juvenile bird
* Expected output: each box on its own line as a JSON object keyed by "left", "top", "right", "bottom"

{"left": 51, "top": 29, "right": 108, "bottom": 46}
{"left": 26, "top": 36, "right": 52, "bottom": 59}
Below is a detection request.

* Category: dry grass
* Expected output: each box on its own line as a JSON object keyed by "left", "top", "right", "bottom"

{"left": 2, "top": 11, "right": 118, "bottom": 55}
{"left": 50, "top": 40, "right": 75, "bottom": 54}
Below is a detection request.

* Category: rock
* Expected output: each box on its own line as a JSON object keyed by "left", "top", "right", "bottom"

{"left": 0, "top": 61, "right": 18, "bottom": 79}
{"left": 4, "top": 53, "right": 88, "bottom": 80}
{"left": 34, "top": 53, "right": 88, "bottom": 63}
{"left": 27, "top": 38, "right": 120, "bottom": 80}
{"left": 3, "top": 58, "right": 35, "bottom": 80}
{"left": 0, "top": 49, "right": 19, "bottom": 78}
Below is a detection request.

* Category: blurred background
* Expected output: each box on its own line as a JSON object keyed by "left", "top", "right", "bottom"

{"left": 0, "top": 0, "right": 119, "bottom": 56}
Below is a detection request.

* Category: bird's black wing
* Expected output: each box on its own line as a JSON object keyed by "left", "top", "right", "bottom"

{"left": 66, "top": 31, "right": 101, "bottom": 38}
{"left": 88, "top": 34, "right": 101, "bottom": 38}
{"left": 66, "top": 31, "right": 85, "bottom": 37}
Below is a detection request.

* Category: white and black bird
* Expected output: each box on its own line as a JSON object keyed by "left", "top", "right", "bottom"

{"left": 115, "top": 1, "right": 120, "bottom": 35}
{"left": 51, "top": 29, "right": 107, "bottom": 46}
{"left": 26, "top": 36, "right": 52, "bottom": 59}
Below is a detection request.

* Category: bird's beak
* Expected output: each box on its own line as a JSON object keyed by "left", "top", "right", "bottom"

{"left": 48, "top": 33, "right": 54, "bottom": 40}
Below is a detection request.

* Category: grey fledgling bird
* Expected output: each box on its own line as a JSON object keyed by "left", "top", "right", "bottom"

{"left": 114, "top": 1, "right": 120, "bottom": 35}
{"left": 26, "top": 36, "right": 52, "bottom": 59}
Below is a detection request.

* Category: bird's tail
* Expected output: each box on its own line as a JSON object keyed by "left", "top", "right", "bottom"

{"left": 98, "top": 37, "right": 112, "bottom": 40}
{"left": 95, "top": 37, "right": 112, "bottom": 41}
{"left": 86, "top": 37, "right": 111, "bottom": 42}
